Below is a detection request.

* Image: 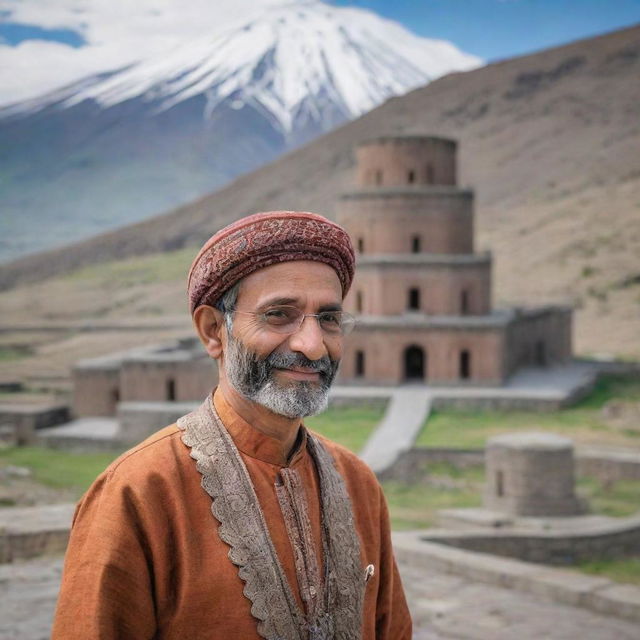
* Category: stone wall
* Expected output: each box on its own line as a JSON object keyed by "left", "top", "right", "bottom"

{"left": 424, "top": 516, "right": 640, "bottom": 565}
{"left": 119, "top": 357, "right": 217, "bottom": 403}
{"left": 72, "top": 366, "right": 121, "bottom": 417}
{"left": 117, "top": 401, "right": 198, "bottom": 444}
{"left": 385, "top": 445, "right": 640, "bottom": 486}
{"left": 505, "top": 307, "right": 573, "bottom": 374}
{"left": 378, "top": 447, "right": 484, "bottom": 483}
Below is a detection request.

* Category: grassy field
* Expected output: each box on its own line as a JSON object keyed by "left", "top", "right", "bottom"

{"left": 416, "top": 375, "right": 640, "bottom": 449}
{"left": 305, "top": 404, "right": 384, "bottom": 453}
{"left": 64, "top": 247, "right": 195, "bottom": 288}
{"left": 0, "top": 447, "right": 122, "bottom": 500}
{"left": 382, "top": 462, "right": 485, "bottom": 530}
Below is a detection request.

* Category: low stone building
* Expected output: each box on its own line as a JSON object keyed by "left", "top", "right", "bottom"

{"left": 73, "top": 338, "right": 217, "bottom": 418}
{"left": 336, "top": 136, "right": 572, "bottom": 385}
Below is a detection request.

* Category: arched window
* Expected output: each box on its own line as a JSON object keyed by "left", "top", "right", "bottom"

{"left": 166, "top": 378, "right": 176, "bottom": 401}
{"left": 407, "top": 170, "right": 415, "bottom": 184}
{"left": 425, "top": 163, "right": 434, "bottom": 184}
{"left": 356, "top": 291, "right": 363, "bottom": 313}
{"left": 408, "top": 288, "right": 420, "bottom": 310}
{"left": 375, "top": 170, "right": 383, "bottom": 185}
{"left": 404, "top": 345, "right": 425, "bottom": 380}
{"left": 460, "top": 350, "right": 471, "bottom": 379}
{"left": 355, "top": 351, "right": 365, "bottom": 377}
{"left": 411, "top": 235, "right": 421, "bottom": 253}
{"left": 461, "top": 289, "right": 470, "bottom": 315}
{"left": 357, "top": 237, "right": 364, "bottom": 253}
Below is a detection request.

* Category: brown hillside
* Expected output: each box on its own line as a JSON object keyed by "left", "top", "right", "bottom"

{"left": 1, "top": 25, "right": 639, "bottom": 373}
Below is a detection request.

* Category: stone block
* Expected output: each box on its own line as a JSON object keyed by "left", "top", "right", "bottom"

{"left": 587, "top": 583, "right": 640, "bottom": 622}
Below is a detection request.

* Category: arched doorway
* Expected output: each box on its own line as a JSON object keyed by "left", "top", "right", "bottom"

{"left": 404, "top": 345, "right": 425, "bottom": 381}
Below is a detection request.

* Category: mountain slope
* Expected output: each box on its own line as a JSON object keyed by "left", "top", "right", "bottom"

{"left": 1, "top": 25, "right": 639, "bottom": 362}
{"left": 0, "top": 0, "right": 479, "bottom": 262}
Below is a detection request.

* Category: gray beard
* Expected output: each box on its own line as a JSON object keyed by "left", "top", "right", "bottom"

{"left": 224, "top": 332, "right": 340, "bottom": 419}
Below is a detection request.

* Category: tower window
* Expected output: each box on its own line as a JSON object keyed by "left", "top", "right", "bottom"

{"left": 411, "top": 235, "right": 421, "bottom": 253}
{"left": 425, "top": 163, "right": 434, "bottom": 184}
{"left": 460, "top": 350, "right": 471, "bottom": 379}
{"left": 375, "top": 170, "right": 383, "bottom": 185}
{"left": 355, "top": 350, "right": 365, "bottom": 377}
{"left": 356, "top": 291, "right": 363, "bottom": 313}
{"left": 166, "top": 378, "right": 176, "bottom": 401}
{"left": 357, "top": 237, "right": 364, "bottom": 253}
{"left": 461, "top": 289, "right": 470, "bottom": 315}
{"left": 408, "top": 170, "right": 415, "bottom": 184}
{"left": 408, "top": 288, "right": 420, "bottom": 310}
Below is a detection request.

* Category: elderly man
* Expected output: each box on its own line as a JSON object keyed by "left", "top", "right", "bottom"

{"left": 52, "top": 211, "right": 412, "bottom": 639}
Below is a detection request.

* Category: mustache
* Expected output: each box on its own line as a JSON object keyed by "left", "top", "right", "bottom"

{"left": 266, "top": 351, "right": 332, "bottom": 375}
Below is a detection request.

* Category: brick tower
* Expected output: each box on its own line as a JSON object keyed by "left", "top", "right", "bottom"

{"left": 336, "top": 136, "right": 572, "bottom": 385}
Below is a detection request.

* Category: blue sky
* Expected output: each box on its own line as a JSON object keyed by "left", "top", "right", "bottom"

{"left": 331, "top": 0, "right": 640, "bottom": 61}
{"left": 1, "top": 0, "right": 639, "bottom": 105}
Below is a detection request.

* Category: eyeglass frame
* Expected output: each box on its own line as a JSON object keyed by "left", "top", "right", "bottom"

{"left": 229, "top": 305, "right": 357, "bottom": 336}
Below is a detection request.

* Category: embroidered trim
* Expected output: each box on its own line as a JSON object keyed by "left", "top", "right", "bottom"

{"left": 177, "top": 398, "right": 365, "bottom": 640}
{"left": 275, "top": 468, "right": 324, "bottom": 621}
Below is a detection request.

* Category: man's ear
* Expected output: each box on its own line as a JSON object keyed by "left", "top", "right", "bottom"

{"left": 192, "top": 305, "right": 226, "bottom": 359}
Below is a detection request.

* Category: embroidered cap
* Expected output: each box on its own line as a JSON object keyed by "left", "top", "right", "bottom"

{"left": 187, "top": 211, "right": 355, "bottom": 313}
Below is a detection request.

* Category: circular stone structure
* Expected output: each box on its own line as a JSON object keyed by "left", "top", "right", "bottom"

{"left": 484, "top": 432, "right": 584, "bottom": 517}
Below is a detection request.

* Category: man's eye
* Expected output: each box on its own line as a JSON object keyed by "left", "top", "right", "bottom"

{"left": 319, "top": 312, "right": 341, "bottom": 326}
{"left": 262, "top": 308, "right": 296, "bottom": 324}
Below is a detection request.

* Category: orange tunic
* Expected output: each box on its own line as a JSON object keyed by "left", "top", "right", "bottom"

{"left": 52, "top": 391, "right": 412, "bottom": 639}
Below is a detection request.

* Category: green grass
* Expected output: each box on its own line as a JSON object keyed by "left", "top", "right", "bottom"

{"left": 0, "top": 447, "right": 122, "bottom": 495}
{"left": 578, "top": 556, "right": 640, "bottom": 586}
{"left": 306, "top": 404, "right": 385, "bottom": 453}
{"left": 577, "top": 477, "right": 640, "bottom": 517}
{"left": 63, "top": 247, "right": 195, "bottom": 288}
{"left": 0, "top": 345, "right": 33, "bottom": 361}
{"left": 382, "top": 462, "right": 484, "bottom": 530}
{"left": 416, "top": 375, "right": 640, "bottom": 449}
{"left": 380, "top": 462, "right": 640, "bottom": 532}
{"left": 0, "top": 406, "right": 383, "bottom": 497}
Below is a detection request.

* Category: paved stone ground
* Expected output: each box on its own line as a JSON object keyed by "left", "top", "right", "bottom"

{"left": 1, "top": 554, "right": 638, "bottom": 639}
{"left": 400, "top": 562, "right": 640, "bottom": 639}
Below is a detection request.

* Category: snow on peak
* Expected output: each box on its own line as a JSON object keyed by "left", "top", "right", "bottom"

{"left": 10, "top": 1, "right": 482, "bottom": 132}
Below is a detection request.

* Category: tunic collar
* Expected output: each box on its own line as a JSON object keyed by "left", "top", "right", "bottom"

{"left": 213, "top": 388, "right": 308, "bottom": 468}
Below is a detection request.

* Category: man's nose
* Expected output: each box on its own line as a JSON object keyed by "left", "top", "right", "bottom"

{"left": 287, "top": 315, "right": 327, "bottom": 361}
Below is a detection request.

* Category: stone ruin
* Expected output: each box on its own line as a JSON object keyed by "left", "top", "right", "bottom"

{"left": 484, "top": 431, "right": 585, "bottom": 517}
{"left": 429, "top": 431, "right": 640, "bottom": 565}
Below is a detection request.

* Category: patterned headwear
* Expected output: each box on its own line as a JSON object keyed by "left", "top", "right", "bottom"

{"left": 187, "top": 211, "right": 355, "bottom": 313}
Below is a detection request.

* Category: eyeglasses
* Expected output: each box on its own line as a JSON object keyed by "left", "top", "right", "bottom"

{"left": 231, "top": 305, "right": 356, "bottom": 336}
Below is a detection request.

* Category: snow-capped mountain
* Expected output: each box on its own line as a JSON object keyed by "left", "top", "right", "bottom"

{"left": 0, "top": 0, "right": 481, "bottom": 262}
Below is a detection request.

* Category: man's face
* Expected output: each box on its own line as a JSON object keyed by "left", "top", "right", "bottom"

{"left": 221, "top": 261, "right": 344, "bottom": 419}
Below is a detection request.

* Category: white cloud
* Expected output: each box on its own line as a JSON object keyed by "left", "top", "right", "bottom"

{"left": 0, "top": 0, "right": 288, "bottom": 105}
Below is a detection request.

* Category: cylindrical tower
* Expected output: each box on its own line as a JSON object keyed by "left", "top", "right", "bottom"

{"left": 337, "top": 135, "right": 491, "bottom": 317}
{"left": 355, "top": 136, "right": 457, "bottom": 187}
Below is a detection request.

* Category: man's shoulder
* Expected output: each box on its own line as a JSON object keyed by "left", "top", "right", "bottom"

{"left": 105, "top": 423, "right": 186, "bottom": 479}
